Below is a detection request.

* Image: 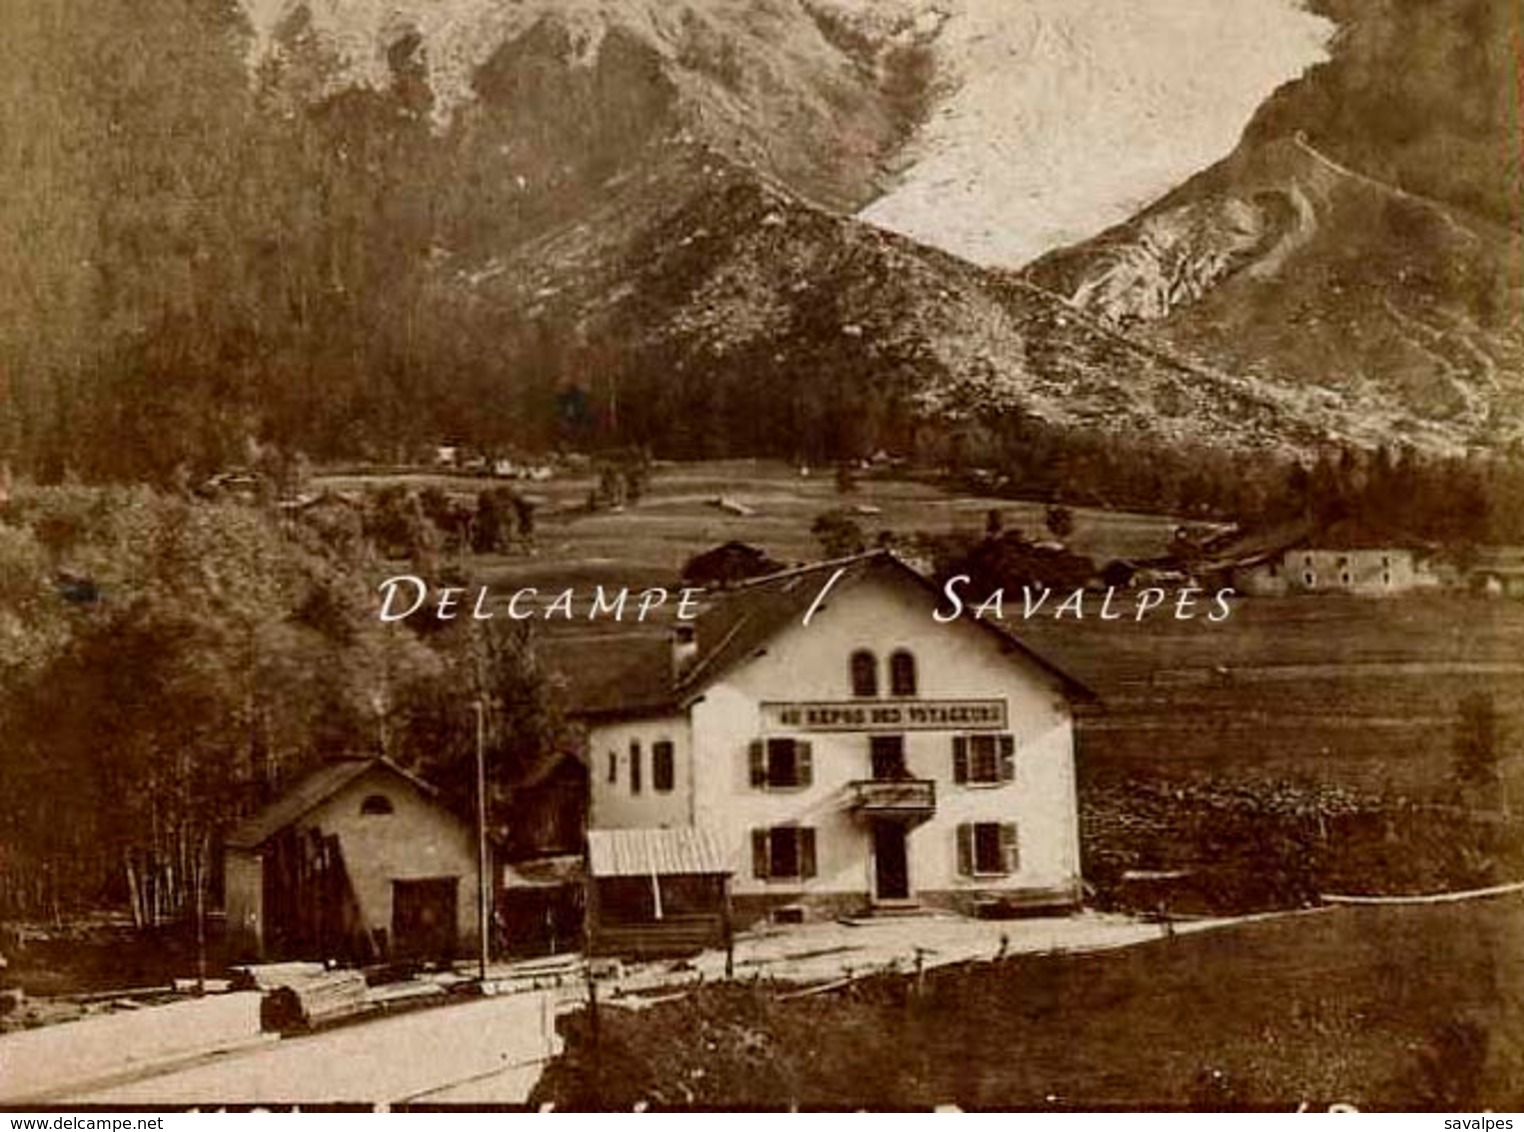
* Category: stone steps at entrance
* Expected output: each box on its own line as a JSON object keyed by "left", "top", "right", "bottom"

{"left": 839, "top": 903, "right": 937, "bottom": 924}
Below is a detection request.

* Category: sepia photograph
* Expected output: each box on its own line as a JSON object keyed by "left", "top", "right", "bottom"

{"left": 0, "top": 0, "right": 1521, "bottom": 1114}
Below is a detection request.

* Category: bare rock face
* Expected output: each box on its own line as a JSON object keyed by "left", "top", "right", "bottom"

{"left": 473, "top": 145, "right": 1330, "bottom": 459}
{"left": 241, "top": 0, "right": 941, "bottom": 211}
{"left": 1063, "top": 194, "right": 1285, "bottom": 326}
{"left": 1019, "top": 0, "right": 1524, "bottom": 455}
{"left": 1027, "top": 134, "right": 1524, "bottom": 452}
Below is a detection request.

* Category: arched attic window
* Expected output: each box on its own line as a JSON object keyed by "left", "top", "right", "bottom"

{"left": 850, "top": 650, "right": 878, "bottom": 698}
{"left": 360, "top": 793, "right": 394, "bottom": 816}
{"left": 890, "top": 649, "right": 917, "bottom": 697}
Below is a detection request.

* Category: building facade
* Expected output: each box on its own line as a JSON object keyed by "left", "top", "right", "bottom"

{"left": 581, "top": 552, "right": 1090, "bottom": 927}
{"left": 1199, "top": 518, "right": 1439, "bottom": 598}
{"left": 1235, "top": 546, "right": 1428, "bottom": 597}
{"left": 225, "top": 759, "right": 484, "bottom": 963}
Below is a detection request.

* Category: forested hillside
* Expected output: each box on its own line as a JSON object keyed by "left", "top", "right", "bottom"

{"left": 0, "top": 484, "right": 566, "bottom": 921}
{"left": 0, "top": 0, "right": 939, "bottom": 482}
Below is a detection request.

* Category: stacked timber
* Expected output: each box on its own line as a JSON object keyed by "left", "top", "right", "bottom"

{"left": 259, "top": 969, "right": 368, "bottom": 1034}
{"left": 230, "top": 961, "right": 326, "bottom": 992}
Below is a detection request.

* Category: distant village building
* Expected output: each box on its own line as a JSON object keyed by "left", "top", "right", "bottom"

{"left": 1468, "top": 547, "right": 1524, "bottom": 598}
{"left": 680, "top": 540, "right": 783, "bottom": 589}
{"left": 1197, "top": 518, "right": 1438, "bottom": 597}
{"left": 224, "top": 759, "right": 486, "bottom": 965}
{"left": 559, "top": 551, "right": 1091, "bottom": 952}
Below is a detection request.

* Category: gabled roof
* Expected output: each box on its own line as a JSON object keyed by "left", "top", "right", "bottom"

{"left": 679, "top": 550, "right": 1094, "bottom": 703}
{"left": 548, "top": 551, "right": 1094, "bottom": 720}
{"left": 687, "top": 539, "right": 770, "bottom": 560}
{"left": 225, "top": 758, "right": 443, "bottom": 850}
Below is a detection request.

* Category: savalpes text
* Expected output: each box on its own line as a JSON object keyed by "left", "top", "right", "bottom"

{"left": 935, "top": 576, "right": 1236, "bottom": 622}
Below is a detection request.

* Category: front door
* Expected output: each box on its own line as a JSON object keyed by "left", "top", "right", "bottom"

{"left": 872, "top": 824, "right": 910, "bottom": 902}
{"left": 392, "top": 877, "right": 459, "bottom": 962}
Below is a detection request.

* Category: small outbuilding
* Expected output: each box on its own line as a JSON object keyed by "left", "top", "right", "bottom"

{"left": 224, "top": 758, "right": 486, "bottom": 965}
{"left": 585, "top": 827, "right": 732, "bottom": 958}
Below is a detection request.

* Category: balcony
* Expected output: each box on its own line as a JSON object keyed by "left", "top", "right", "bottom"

{"left": 848, "top": 779, "right": 936, "bottom": 823}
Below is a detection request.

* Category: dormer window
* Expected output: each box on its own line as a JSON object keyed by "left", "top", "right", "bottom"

{"left": 889, "top": 650, "right": 917, "bottom": 697}
{"left": 850, "top": 650, "right": 878, "bottom": 698}
{"left": 360, "top": 794, "right": 393, "bottom": 816}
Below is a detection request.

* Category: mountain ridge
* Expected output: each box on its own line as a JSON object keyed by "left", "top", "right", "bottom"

{"left": 1026, "top": 131, "right": 1524, "bottom": 453}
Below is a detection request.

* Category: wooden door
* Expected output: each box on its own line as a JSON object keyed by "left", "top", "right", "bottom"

{"left": 392, "top": 877, "right": 459, "bottom": 962}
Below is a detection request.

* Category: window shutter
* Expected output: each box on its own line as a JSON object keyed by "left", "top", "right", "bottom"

{"left": 752, "top": 829, "right": 770, "bottom": 878}
{"left": 748, "top": 740, "right": 766, "bottom": 788}
{"left": 956, "top": 823, "right": 973, "bottom": 876}
{"left": 952, "top": 736, "right": 969, "bottom": 784}
{"left": 999, "top": 735, "right": 1016, "bottom": 783}
{"left": 799, "top": 828, "right": 817, "bottom": 879}
{"left": 797, "top": 741, "right": 814, "bottom": 788}
{"left": 1000, "top": 823, "right": 1019, "bottom": 875}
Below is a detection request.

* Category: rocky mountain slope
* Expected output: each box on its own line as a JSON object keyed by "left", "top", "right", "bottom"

{"left": 1025, "top": 0, "right": 1524, "bottom": 453}
{"left": 242, "top": 0, "right": 940, "bottom": 212}
{"left": 239, "top": 0, "right": 1347, "bottom": 457}
{"left": 16, "top": 0, "right": 1506, "bottom": 477}
{"left": 474, "top": 142, "right": 1351, "bottom": 457}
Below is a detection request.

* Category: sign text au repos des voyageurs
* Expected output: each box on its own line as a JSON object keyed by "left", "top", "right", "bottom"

{"left": 761, "top": 700, "right": 1009, "bottom": 733}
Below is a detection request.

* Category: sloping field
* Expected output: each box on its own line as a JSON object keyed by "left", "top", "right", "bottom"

{"left": 1018, "top": 593, "right": 1524, "bottom": 793}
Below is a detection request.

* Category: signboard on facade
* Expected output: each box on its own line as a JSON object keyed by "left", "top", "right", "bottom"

{"left": 761, "top": 699, "right": 1008, "bottom": 733}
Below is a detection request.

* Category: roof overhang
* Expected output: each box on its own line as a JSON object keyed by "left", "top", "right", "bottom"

{"left": 586, "top": 827, "right": 732, "bottom": 878}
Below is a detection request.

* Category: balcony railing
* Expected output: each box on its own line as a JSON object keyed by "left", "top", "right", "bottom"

{"left": 848, "top": 778, "right": 936, "bottom": 819}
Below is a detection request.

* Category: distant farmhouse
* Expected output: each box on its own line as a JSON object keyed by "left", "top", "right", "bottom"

{"left": 553, "top": 550, "right": 1093, "bottom": 956}
{"left": 1193, "top": 518, "right": 1441, "bottom": 597}
{"left": 1468, "top": 547, "right": 1524, "bottom": 598}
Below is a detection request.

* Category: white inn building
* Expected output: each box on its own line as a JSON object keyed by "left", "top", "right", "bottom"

{"left": 567, "top": 551, "right": 1093, "bottom": 941}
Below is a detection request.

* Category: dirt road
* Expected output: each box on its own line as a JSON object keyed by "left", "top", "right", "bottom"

{"left": 50, "top": 991, "right": 559, "bottom": 1107}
